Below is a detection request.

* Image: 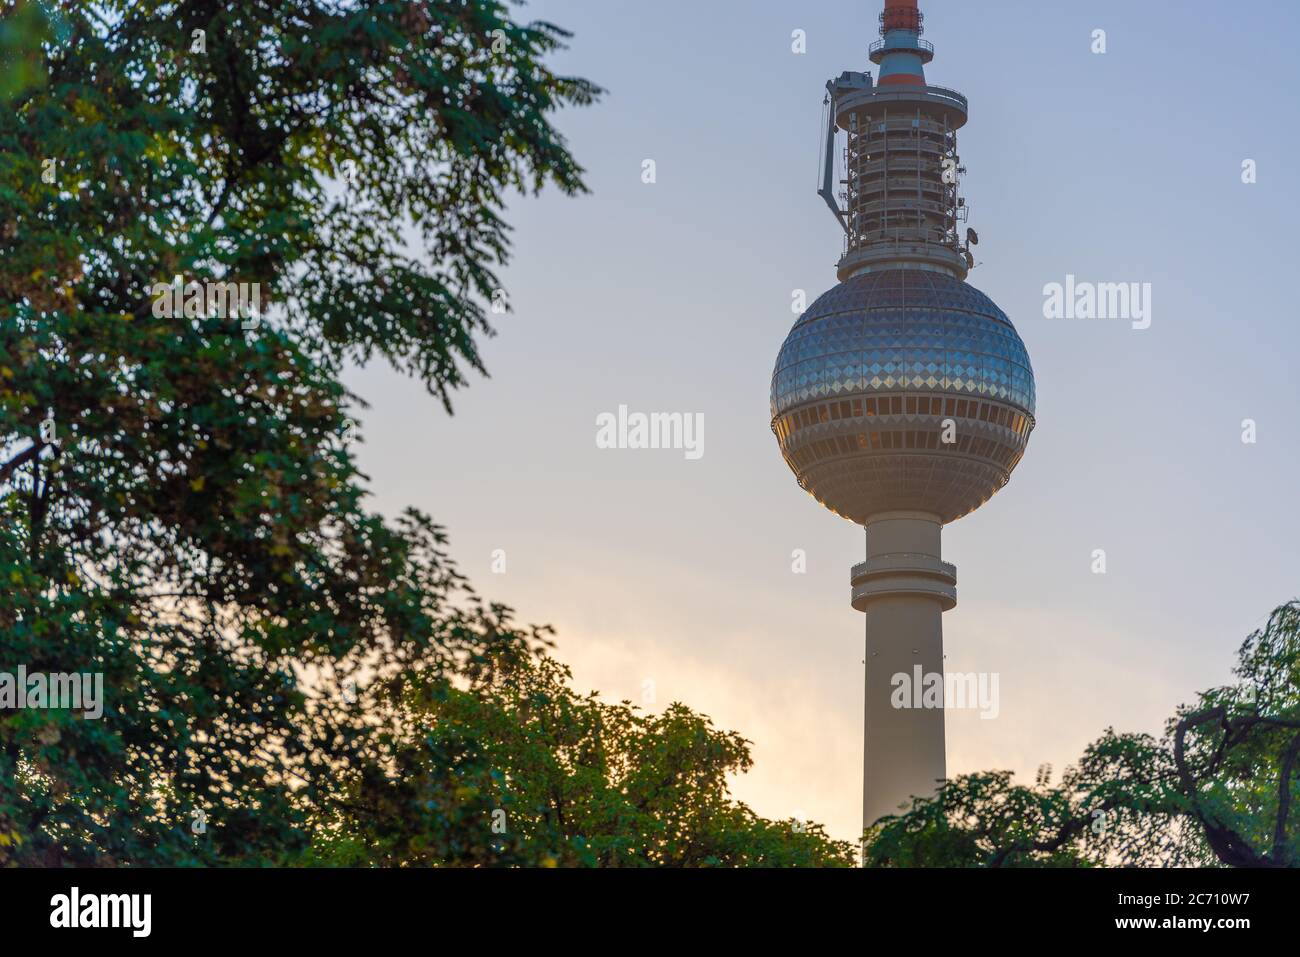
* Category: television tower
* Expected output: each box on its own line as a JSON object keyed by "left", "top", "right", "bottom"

{"left": 770, "top": 0, "right": 1036, "bottom": 839}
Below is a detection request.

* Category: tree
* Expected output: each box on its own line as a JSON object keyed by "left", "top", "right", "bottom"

{"left": 313, "top": 644, "right": 857, "bottom": 867}
{"left": 1, "top": 0, "right": 849, "bottom": 868}
{"left": 863, "top": 601, "right": 1300, "bottom": 868}
{"left": 1, "top": 0, "right": 598, "bottom": 865}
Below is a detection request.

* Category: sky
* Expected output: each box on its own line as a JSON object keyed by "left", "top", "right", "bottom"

{"left": 346, "top": 0, "right": 1300, "bottom": 842}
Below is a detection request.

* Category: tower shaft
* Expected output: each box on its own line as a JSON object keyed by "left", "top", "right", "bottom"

{"left": 852, "top": 512, "right": 954, "bottom": 833}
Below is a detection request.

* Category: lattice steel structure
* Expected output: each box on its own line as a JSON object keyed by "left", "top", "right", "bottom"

{"left": 837, "top": 87, "right": 969, "bottom": 279}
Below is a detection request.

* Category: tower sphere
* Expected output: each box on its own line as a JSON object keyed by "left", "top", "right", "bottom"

{"left": 770, "top": 268, "right": 1035, "bottom": 526}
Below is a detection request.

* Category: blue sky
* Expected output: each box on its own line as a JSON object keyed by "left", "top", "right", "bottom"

{"left": 348, "top": 0, "right": 1300, "bottom": 840}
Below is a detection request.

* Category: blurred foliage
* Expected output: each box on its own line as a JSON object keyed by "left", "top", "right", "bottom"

{"left": 863, "top": 601, "right": 1300, "bottom": 868}
{"left": 0, "top": 2, "right": 50, "bottom": 102}
{"left": 0, "top": 0, "right": 852, "bottom": 867}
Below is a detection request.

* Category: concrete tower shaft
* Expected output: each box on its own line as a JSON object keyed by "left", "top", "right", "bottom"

{"left": 852, "top": 512, "right": 952, "bottom": 829}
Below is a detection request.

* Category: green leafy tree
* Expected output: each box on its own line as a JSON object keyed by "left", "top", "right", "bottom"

{"left": 863, "top": 601, "right": 1300, "bottom": 868}
{"left": 1, "top": 0, "right": 849, "bottom": 869}
{"left": 314, "top": 644, "right": 858, "bottom": 867}
{"left": 0, "top": 0, "right": 598, "bottom": 866}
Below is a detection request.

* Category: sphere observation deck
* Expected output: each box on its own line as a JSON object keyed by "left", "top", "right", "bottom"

{"left": 770, "top": 268, "right": 1035, "bottom": 525}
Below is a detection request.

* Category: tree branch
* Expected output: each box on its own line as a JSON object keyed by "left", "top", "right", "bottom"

{"left": 1272, "top": 730, "right": 1300, "bottom": 864}
{"left": 0, "top": 440, "right": 44, "bottom": 486}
